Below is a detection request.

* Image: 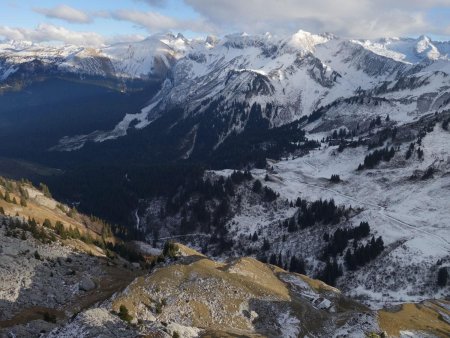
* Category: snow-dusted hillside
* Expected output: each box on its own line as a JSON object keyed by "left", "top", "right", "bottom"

{"left": 43, "top": 30, "right": 450, "bottom": 154}
{"left": 130, "top": 108, "right": 450, "bottom": 310}
{"left": 2, "top": 30, "right": 448, "bottom": 155}
{"left": 207, "top": 111, "right": 450, "bottom": 308}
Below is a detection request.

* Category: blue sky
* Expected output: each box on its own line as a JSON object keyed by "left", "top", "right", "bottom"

{"left": 0, "top": 0, "right": 449, "bottom": 45}
{"left": 0, "top": 0, "right": 203, "bottom": 39}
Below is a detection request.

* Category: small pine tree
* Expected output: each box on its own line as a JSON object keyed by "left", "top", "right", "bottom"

{"left": 437, "top": 267, "right": 448, "bottom": 287}
{"left": 4, "top": 191, "right": 11, "bottom": 203}
{"left": 39, "top": 183, "right": 52, "bottom": 198}
{"left": 251, "top": 232, "right": 258, "bottom": 242}
{"left": 344, "top": 249, "right": 357, "bottom": 271}
{"left": 261, "top": 238, "right": 270, "bottom": 251}
{"left": 289, "top": 256, "right": 306, "bottom": 274}
{"left": 163, "top": 241, "right": 178, "bottom": 258}
{"left": 417, "top": 148, "right": 424, "bottom": 160}
{"left": 43, "top": 219, "right": 52, "bottom": 228}
{"left": 55, "top": 221, "right": 67, "bottom": 239}
{"left": 405, "top": 148, "right": 412, "bottom": 159}
{"left": 330, "top": 174, "right": 341, "bottom": 183}
{"left": 118, "top": 305, "right": 133, "bottom": 322}
{"left": 252, "top": 179, "right": 262, "bottom": 193}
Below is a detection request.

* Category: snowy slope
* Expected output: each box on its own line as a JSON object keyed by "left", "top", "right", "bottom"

{"left": 0, "top": 33, "right": 190, "bottom": 81}
{"left": 100, "top": 33, "right": 189, "bottom": 79}
{"left": 50, "top": 30, "right": 450, "bottom": 153}
{"left": 2, "top": 30, "right": 450, "bottom": 158}
{"left": 207, "top": 112, "right": 450, "bottom": 308}
{"left": 356, "top": 36, "right": 450, "bottom": 64}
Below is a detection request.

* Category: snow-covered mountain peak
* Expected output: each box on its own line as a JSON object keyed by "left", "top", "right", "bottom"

{"left": 2, "top": 30, "right": 449, "bottom": 83}
{"left": 0, "top": 39, "right": 35, "bottom": 51}
{"left": 415, "top": 35, "right": 441, "bottom": 60}
{"left": 288, "top": 29, "right": 331, "bottom": 53}
{"left": 205, "top": 35, "right": 219, "bottom": 47}
{"left": 355, "top": 35, "right": 449, "bottom": 64}
{"left": 221, "top": 32, "right": 278, "bottom": 50}
{"left": 48, "top": 27, "right": 450, "bottom": 152}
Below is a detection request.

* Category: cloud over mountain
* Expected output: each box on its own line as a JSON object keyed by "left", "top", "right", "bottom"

{"left": 33, "top": 4, "right": 92, "bottom": 24}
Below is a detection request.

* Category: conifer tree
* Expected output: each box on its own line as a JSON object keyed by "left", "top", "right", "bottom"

{"left": 437, "top": 267, "right": 448, "bottom": 287}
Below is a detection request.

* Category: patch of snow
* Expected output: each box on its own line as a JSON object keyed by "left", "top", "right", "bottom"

{"left": 277, "top": 311, "right": 300, "bottom": 338}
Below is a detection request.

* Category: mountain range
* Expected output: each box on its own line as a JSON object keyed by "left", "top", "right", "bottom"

{"left": 2, "top": 31, "right": 450, "bottom": 154}
{"left": 0, "top": 30, "right": 449, "bottom": 337}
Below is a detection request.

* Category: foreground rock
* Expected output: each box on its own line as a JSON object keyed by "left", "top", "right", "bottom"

{"left": 46, "top": 244, "right": 450, "bottom": 337}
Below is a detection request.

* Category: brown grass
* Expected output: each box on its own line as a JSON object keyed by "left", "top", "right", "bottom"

{"left": 112, "top": 254, "right": 291, "bottom": 333}
{"left": 0, "top": 181, "right": 117, "bottom": 247}
{"left": 378, "top": 301, "right": 450, "bottom": 337}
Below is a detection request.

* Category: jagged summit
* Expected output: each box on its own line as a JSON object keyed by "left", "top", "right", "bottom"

{"left": 357, "top": 34, "right": 450, "bottom": 63}
{"left": 39, "top": 27, "right": 450, "bottom": 154}
{"left": 288, "top": 29, "right": 332, "bottom": 52}
{"left": 1, "top": 29, "right": 449, "bottom": 83}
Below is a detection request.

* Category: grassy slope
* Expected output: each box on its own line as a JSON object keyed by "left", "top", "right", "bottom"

{"left": 379, "top": 301, "right": 450, "bottom": 337}
{"left": 0, "top": 177, "right": 112, "bottom": 244}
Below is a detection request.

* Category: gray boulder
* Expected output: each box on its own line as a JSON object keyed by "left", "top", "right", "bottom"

{"left": 79, "top": 276, "right": 96, "bottom": 291}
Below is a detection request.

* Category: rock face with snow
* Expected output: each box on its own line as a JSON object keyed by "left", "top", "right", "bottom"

{"left": 2, "top": 31, "right": 450, "bottom": 157}
{"left": 0, "top": 33, "right": 189, "bottom": 88}
{"left": 132, "top": 109, "right": 450, "bottom": 314}
{"left": 32, "top": 30, "right": 450, "bottom": 156}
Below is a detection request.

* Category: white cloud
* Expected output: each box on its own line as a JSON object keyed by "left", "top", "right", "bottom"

{"left": 0, "top": 23, "right": 148, "bottom": 47}
{"left": 3, "top": 1, "right": 449, "bottom": 47}
{"left": 184, "top": 0, "right": 450, "bottom": 38}
{"left": 111, "top": 10, "right": 178, "bottom": 31}
{"left": 33, "top": 4, "right": 92, "bottom": 24}
{"left": 0, "top": 24, "right": 105, "bottom": 46}
{"left": 105, "top": 34, "right": 146, "bottom": 45}
{"left": 109, "top": 9, "right": 215, "bottom": 34}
